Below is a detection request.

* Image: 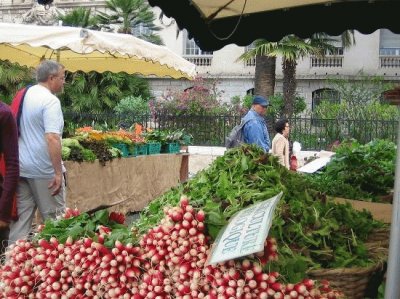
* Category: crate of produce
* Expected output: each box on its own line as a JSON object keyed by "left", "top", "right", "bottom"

{"left": 111, "top": 143, "right": 129, "bottom": 157}
{"left": 133, "top": 144, "right": 148, "bottom": 156}
{"left": 147, "top": 142, "right": 161, "bottom": 155}
{"left": 162, "top": 142, "right": 180, "bottom": 154}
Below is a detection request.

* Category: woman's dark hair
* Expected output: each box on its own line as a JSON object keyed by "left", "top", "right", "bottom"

{"left": 275, "top": 119, "right": 289, "bottom": 134}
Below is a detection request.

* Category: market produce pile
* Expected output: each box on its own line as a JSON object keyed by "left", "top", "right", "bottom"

{"left": 0, "top": 144, "right": 385, "bottom": 298}
{"left": 137, "top": 145, "right": 384, "bottom": 282}
{"left": 62, "top": 126, "right": 192, "bottom": 164}
{"left": 305, "top": 139, "right": 396, "bottom": 201}
{"left": 0, "top": 205, "right": 342, "bottom": 298}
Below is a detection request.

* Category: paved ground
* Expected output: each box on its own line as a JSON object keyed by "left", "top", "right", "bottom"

{"left": 186, "top": 146, "right": 325, "bottom": 175}
{"left": 187, "top": 146, "right": 226, "bottom": 177}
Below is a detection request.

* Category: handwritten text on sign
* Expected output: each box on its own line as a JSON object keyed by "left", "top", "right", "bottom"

{"left": 208, "top": 192, "right": 282, "bottom": 265}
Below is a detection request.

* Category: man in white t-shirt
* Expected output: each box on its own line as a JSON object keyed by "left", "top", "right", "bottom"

{"left": 9, "top": 60, "right": 66, "bottom": 245}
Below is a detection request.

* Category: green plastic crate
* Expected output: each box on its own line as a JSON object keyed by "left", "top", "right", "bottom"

{"left": 127, "top": 144, "right": 136, "bottom": 157}
{"left": 111, "top": 143, "right": 129, "bottom": 157}
{"left": 182, "top": 135, "right": 192, "bottom": 145}
{"left": 162, "top": 143, "right": 180, "bottom": 154}
{"left": 147, "top": 142, "right": 161, "bottom": 155}
{"left": 133, "top": 144, "right": 147, "bottom": 156}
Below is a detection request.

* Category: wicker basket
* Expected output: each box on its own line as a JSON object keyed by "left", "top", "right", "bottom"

{"left": 366, "top": 227, "right": 390, "bottom": 245}
{"left": 307, "top": 263, "right": 383, "bottom": 299}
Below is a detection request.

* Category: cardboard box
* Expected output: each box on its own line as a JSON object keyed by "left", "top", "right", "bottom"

{"left": 332, "top": 197, "right": 392, "bottom": 223}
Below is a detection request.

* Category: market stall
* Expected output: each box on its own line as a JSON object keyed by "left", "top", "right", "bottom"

{"left": 65, "top": 153, "right": 189, "bottom": 214}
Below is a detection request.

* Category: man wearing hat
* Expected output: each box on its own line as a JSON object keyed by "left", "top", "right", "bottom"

{"left": 242, "top": 95, "right": 271, "bottom": 152}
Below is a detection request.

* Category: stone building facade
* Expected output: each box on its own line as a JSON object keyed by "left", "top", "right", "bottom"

{"left": 1, "top": 0, "right": 400, "bottom": 110}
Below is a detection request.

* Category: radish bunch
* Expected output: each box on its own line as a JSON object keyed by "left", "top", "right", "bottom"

{"left": 62, "top": 207, "right": 81, "bottom": 219}
{"left": 0, "top": 196, "right": 343, "bottom": 298}
{"left": 0, "top": 237, "right": 143, "bottom": 298}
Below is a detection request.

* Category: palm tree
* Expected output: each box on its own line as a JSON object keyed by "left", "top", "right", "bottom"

{"left": 254, "top": 55, "right": 276, "bottom": 99}
{"left": 59, "top": 7, "right": 97, "bottom": 28}
{"left": 60, "top": 71, "right": 150, "bottom": 113}
{"left": 240, "top": 32, "right": 355, "bottom": 117}
{"left": 96, "top": 0, "right": 163, "bottom": 45}
{"left": 0, "top": 61, "right": 34, "bottom": 104}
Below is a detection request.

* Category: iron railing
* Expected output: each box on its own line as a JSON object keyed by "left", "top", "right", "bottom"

{"left": 64, "top": 112, "right": 398, "bottom": 150}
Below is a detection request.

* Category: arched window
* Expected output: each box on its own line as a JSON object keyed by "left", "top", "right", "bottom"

{"left": 312, "top": 88, "right": 340, "bottom": 111}
{"left": 246, "top": 88, "right": 254, "bottom": 95}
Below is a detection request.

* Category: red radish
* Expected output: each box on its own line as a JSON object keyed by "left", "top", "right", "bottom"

{"left": 180, "top": 196, "right": 189, "bottom": 208}
{"left": 196, "top": 210, "right": 205, "bottom": 222}
{"left": 302, "top": 279, "right": 315, "bottom": 290}
{"left": 295, "top": 283, "right": 307, "bottom": 294}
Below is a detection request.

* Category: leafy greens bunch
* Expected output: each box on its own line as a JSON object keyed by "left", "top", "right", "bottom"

{"left": 306, "top": 139, "right": 396, "bottom": 201}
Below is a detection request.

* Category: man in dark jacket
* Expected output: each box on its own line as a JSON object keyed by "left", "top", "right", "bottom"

{"left": 0, "top": 101, "right": 19, "bottom": 254}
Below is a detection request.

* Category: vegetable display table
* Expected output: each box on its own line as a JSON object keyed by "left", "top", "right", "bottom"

{"left": 65, "top": 153, "right": 188, "bottom": 214}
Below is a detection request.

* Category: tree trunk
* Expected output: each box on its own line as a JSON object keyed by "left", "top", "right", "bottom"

{"left": 254, "top": 55, "right": 276, "bottom": 98}
{"left": 282, "top": 59, "right": 297, "bottom": 118}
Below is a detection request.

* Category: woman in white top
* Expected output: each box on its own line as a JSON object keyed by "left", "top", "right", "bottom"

{"left": 271, "top": 119, "right": 290, "bottom": 169}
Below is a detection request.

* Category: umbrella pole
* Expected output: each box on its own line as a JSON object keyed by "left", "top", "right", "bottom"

{"left": 384, "top": 108, "right": 400, "bottom": 299}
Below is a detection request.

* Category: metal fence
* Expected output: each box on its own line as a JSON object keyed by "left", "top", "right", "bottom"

{"left": 64, "top": 112, "right": 398, "bottom": 150}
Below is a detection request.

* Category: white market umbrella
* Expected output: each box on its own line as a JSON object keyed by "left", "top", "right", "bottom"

{"left": 0, "top": 22, "right": 196, "bottom": 79}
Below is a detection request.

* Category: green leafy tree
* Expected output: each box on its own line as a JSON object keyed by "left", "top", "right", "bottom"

{"left": 59, "top": 8, "right": 97, "bottom": 28}
{"left": 61, "top": 71, "right": 150, "bottom": 113}
{"left": 96, "top": 0, "right": 163, "bottom": 44}
{"left": 314, "top": 74, "right": 397, "bottom": 120}
{"left": 268, "top": 93, "right": 306, "bottom": 118}
{"left": 0, "top": 61, "right": 34, "bottom": 104}
{"left": 151, "top": 77, "right": 228, "bottom": 115}
{"left": 114, "top": 95, "right": 150, "bottom": 115}
{"left": 311, "top": 75, "right": 398, "bottom": 144}
{"left": 113, "top": 95, "right": 151, "bottom": 128}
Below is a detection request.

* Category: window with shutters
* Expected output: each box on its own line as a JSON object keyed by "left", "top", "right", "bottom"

{"left": 379, "top": 29, "right": 400, "bottom": 68}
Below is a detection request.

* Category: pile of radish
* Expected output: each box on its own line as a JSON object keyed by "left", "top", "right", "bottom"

{"left": 0, "top": 197, "right": 343, "bottom": 299}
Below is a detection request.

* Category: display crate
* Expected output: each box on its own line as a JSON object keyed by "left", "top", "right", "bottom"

{"left": 111, "top": 143, "right": 129, "bottom": 157}
{"left": 162, "top": 143, "right": 180, "bottom": 154}
{"left": 133, "top": 144, "right": 148, "bottom": 156}
{"left": 147, "top": 142, "right": 161, "bottom": 155}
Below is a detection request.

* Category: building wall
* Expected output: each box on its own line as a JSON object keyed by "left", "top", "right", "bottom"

{"left": 1, "top": 1, "right": 400, "bottom": 108}
{"left": 149, "top": 77, "right": 255, "bottom": 104}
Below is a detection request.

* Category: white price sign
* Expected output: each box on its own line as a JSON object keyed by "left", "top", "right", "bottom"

{"left": 207, "top": 192, "right": 283, "bottom": 265}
